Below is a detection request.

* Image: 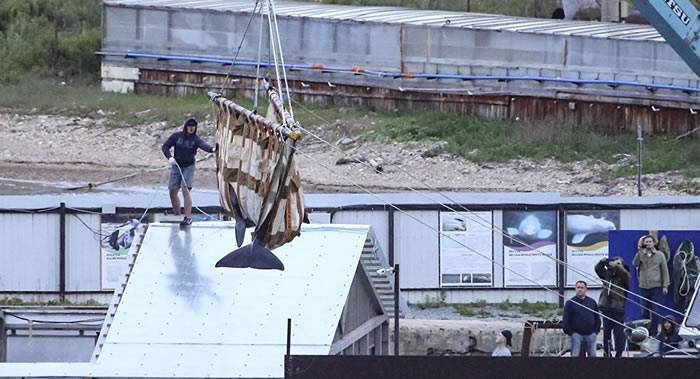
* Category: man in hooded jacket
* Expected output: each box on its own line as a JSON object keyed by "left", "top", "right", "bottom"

{"left": 161, "top": 117, "right": 214, "bottom": 226}
{"left": 595, "top": 256, "right": 631, "bottom": 358}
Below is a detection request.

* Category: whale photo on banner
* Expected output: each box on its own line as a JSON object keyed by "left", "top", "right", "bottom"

{"left": 565, "top": 211, "right": 620, "bottom": 286}
{"left": 439, "top": 211, "right": 494, "bottom": 287}
{"left": 503, "top": 211, "right": 558, "bottom": 287}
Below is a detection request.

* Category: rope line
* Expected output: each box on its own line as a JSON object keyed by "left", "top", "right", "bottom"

{"left": 290, "top": 98, "right": 685, "bottom": 319}
{"left": 287, "top": 142, "right": 697, "bottom": 357}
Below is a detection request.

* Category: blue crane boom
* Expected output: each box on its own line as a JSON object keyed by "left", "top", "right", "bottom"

{"left": 630, "top": 0, "right": 700, "bottom": 77}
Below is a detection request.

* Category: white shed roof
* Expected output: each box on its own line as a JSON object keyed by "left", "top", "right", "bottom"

{"left": 0, "top": 222, "right": 373, "bottom": 378}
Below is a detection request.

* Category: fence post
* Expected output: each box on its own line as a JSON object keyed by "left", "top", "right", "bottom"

{"left": 59, "top": 202, "right": 66, "bottom": 302}
{"left": 521, "top": 321, "right": 533, "bottom": 357}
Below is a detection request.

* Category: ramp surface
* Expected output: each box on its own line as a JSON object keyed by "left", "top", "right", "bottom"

{"left": 91, "top": 222, "right": 369, "bottom": 378}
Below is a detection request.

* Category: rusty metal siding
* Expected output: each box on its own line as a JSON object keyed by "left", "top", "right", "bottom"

{"left": 133, "top": 67, "right": 700, "bottom": 136}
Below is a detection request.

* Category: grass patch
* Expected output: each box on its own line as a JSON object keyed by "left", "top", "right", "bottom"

{"left": 0, "top": 297, "right": 105, "bottom": 306}
{"left": 0, "top": 78, "right": 247, "bottom": 130}
{"left": 517, "top": 300, "right": 562, "bottom": 319}
{"left": 414, "top": 292, "right": 448, "bottom": 309}
{"left": 368, "top": 111, "right": 700, "bottom": 177}
{"left": 451, "top": 299, "right": 490, "bottom": 318}
{"left": 450, "top": 300, "right": 562, "bottom": 319}
{"left": 671, "top": 179, "right": 700, "bottom": 195}
{"left": 2, "top": 79, "right": 698, "bottom": 180}
{"left": 453, "top": 303, "right": 491, "bottom": 318}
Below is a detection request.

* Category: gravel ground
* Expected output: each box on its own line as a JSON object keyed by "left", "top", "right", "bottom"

{"left": 0, "top": 112, "right": 693, "bottom": 196}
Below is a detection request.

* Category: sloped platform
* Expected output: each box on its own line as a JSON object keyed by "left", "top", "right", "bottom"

{"left": 0, "top": 222, "right": 375, "bottom": 378}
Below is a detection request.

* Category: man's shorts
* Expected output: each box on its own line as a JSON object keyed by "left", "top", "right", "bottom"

{"left": 168, "top": 164, "right": 195, "bottom": 190}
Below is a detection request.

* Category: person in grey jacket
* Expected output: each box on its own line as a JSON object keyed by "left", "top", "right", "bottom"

{"left": 595, "top": 257, "right": 630, "bottom": 358}
{"left": 633, "top": 235, "right": 670, "bottom": 335}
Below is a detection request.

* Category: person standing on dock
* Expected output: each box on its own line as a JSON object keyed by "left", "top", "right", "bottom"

{"left": 562, "top": 280, "right": 601, "bottom": 357}
{"left": 161, "top": 116, "right": 214, "bottom": 226}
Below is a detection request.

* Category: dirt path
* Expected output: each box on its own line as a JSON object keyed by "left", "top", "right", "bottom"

{"left": 0, "top": 113, "right": 691, "bottom": 196}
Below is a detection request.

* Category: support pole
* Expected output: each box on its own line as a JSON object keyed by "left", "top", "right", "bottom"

{"left": 285, "top": 318, "right": 292, "bottom": 377}
{"left": 636, "top": 123, "right": 643, "bottom": 197}
{"left": 59, "top": 202, "right": 66, "bottom": 302}
{"left": 557, "top": 206, "right": 566, "bottom": 308}
{"left": 286, "top": 317, "right": 292, "bottom": 356}
{"left": 388, "top": 207, "right": 395, "bottom": 266}
{"left": 393, "top": 264, "right": 400, "bottom": 356}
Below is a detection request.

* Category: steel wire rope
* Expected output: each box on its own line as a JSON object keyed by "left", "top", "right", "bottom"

{"left": 289, "top": 98, "right": 687, "bottom": 321}
{"left": 218, "top": 0, "right": 263, "bottom": 94}
{"left": 268, "top": 0, "right": 295, "bottom": 119}
{"left": 3, "top": 311, "right": 104, "bottom": 325}
{"left": 264, "top": 0, "right": 287, "bottom": 123}
{"left": 171, "top": 159, "right": 214, "bottom": 220}
{"left": 254, "top": 6, "right": 266, "bottom": 111}
{"left": 286, "top": 142, "right": 697, "bottom": 357}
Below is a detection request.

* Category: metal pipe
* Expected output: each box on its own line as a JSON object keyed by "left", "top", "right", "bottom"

{"left": 393, "top": 264, "right": 400, "bottom": 356}
{"left": 286, "top": 317, "right": 292, "bottom": 356}
{"left": 59, "top": 202, "right": 66, "bottom": 302}
{"left": 106, "top": 51, "right": 700, "bottom": 95}
{"left": 637, "top": 123, "right": 644, "bottom": 197}
{"left": 285, "top": 317, "right": 292, "bottom": 377}
{"left": 388, "top": 207, "right": 395, "bottom": 266}
{"left": 557, "top": 206, "right": 566, "bottom": 308}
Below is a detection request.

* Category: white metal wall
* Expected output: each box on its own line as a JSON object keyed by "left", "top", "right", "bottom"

{"left": 333, "top": 210, "right": 389, "bottom": 263}
{"left": 492, "top": 211, "right": 505, "bottom": 288}
{"left": 620, "top": 209, "right": 700, "bottom": 230}
{"left": 66, "top": 214, "right": 102, "bottom": 291}
{"left": 0, "top": 214, "right": 60, "bottom": 291}
{"left": 0, "top": 213, "right": 102, "bottom": 292}
{"left": 394, "top": 211, "right": 440, "bottom": 289}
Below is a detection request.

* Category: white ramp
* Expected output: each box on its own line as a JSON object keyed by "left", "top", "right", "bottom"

{"left": 91, "top": 222, "right": 370, "bottom": 378}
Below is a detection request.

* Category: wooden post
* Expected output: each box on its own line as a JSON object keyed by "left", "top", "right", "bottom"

{"left": 521, "top": 321, "right": 533, "bottom": 357}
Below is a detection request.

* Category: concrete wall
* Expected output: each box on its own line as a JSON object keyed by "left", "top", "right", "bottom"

{"left": 394, "top": 319, "right": 570, "bottom": 356}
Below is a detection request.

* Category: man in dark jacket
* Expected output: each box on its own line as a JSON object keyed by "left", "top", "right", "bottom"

{"left": 161, "top": 117, "right": 214, "bottom": 226}
{"left": 595, "top": 257, "right": 630, "bottom": 358}
{"left": 562, "top": 280, "right": 601, "bottom": 357}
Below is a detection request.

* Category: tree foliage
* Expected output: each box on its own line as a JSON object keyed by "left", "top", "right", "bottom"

{"left": 0, "top": 0, "right": 101, "bottom": 82}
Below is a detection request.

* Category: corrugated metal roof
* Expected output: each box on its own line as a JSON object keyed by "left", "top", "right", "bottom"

{"left": 103, "top": 0, "right": 664, "bottom": 42}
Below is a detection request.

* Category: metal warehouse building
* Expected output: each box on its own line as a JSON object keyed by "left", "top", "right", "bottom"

{"left": 2, "top": 191, "right": 700, "bottom": 305}
{"left": 100, "top": 0, "right": 700, "bottom": 135}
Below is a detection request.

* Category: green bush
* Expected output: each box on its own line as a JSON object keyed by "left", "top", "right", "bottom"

{"left": 0, "top": 0, "right": 101, "bottom": 82}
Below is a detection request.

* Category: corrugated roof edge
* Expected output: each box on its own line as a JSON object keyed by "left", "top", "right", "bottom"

{"left": 2, "top": 191, "right": 700, "bottom": 211}
{"left": 101, "top": 0, "right": 661, "bottom": 41}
